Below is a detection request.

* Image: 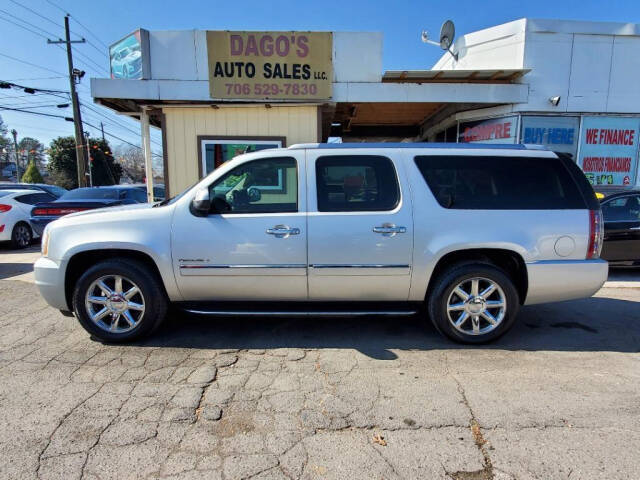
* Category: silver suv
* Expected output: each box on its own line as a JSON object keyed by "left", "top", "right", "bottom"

{"left": 35, "top": 143, "right": 607, "bottom": 344}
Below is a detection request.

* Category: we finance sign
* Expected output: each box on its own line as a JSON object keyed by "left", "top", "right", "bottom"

{"left": 579, "top": 116, "right": 640, "bottom": 186}
{"left": 207, "top": 31, "right": 332, "bottom": 100}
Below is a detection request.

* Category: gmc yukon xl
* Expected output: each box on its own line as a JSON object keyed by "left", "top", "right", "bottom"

{"left": 34, "top": 143, "right": 607, "bottom": 344}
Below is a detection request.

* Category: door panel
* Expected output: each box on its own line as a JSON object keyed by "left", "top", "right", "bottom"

{"left": 306, "top": 151, "right": 413, "bottom": 301}
{"left": 171, "top": 153, "right": 307, "bottom": 301}
{"left": 601, "top": 195, "right": 640, "bottom": 262}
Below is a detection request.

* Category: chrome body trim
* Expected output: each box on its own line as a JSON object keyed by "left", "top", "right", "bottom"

{"left": 179, "top": 264, "right": 307, "bottom": 269}
{"left": 309, "top": 264, "right": 411, "bottom": 269}
{"left": 180, "top": 264, "right": 410, "bottom": 270}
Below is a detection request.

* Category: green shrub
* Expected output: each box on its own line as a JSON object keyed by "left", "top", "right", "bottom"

{"left": 21, "top": 159, "right": 44, "bottom": 184}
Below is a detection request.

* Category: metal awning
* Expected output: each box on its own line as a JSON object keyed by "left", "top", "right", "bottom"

{"left": 382, "top": 68, "right": 530, "bottom": 84}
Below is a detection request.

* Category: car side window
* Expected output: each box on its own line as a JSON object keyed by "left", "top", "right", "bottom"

{"left": 602, "top": 195, "right": 640, "bottom": 222}
{"left": 15, "top": 193, "right": 55, "bottom": 205}
{"left": 414, "top": 155, "right": 584, "bottom": 210}
{"left": 129, "top": 189, "right": 148, "bottom": 203}
{"left": 208, "top": 157, "right": 297, "bottom": 214}
{"left": 315, "top": 155, "right": 400, "bottom": 212}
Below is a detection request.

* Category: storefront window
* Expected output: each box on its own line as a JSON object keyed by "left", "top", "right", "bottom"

{"left": 520, "top": 116, "right": 580, "bottom": 159}
{"left": 200, "top": 138, "right": 283, "bottom": 176}
{"left": 458, "top": 116, "right": 518, "bottom": 144}
{"left": 578, "top": 116, "right": 640, "bottom": 187}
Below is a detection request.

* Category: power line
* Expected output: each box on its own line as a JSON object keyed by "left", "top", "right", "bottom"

{"left": 0, "top": 105, "right": 73, "bottom": 120}
{"left": 8, "top": 0, "right": 63, "bottom": 31}
{"left": 0, "top": 52, "right": 66, "bottom": 76}
{"left": 43, "top": 0, "right": 67, "bottom": 15}
{"left": 83, "top": 119, "right": 163, "bottom": 158}
{"left": 8, "top": 0, "right": 107, "bottom": 68}
{"left": 0, "top": 14, "right": 48, "bottom": 40}
{"left": 0, "top": 99, "right": 67, "bottom": 106}
{"left": 80, "top": 102, "right": 162, "bottom": 147}
{"left": 0, "top": 103, "right": 68, "bottom": 109}
{"left": 68, "top": 14, "right": 109, "bottom": 50}
{"left": 0, "top": 80, "right": 69, "bottom": 94}
{"left": 3, "top": 76, "right": 66, "bottom": 81}
{"left": 0, "top": 6, "right": 108, "bottom": 79}
{"left": 45, "top": 0, "right": 110, "bottom": 50}
{"left": 83, "top": 38, "right": 109, "bottom": 59}
{"left": 3, "top": 121, "right": 73, "bottom": 134}
{"left": 71, "top": 47, "right": 109, "bottom": 76}
{"left": 0, "top": 91, "right": 67, "bottom": 100}
{"left": 0, "top": 8, "right": 61, "bottom": 39}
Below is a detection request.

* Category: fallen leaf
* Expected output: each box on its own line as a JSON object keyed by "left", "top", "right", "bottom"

{"left": 373, "top": 433, "right": 387, "bottom": 446}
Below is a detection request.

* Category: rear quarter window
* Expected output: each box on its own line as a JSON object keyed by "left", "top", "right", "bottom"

{"left": 414, "top": 155, "right": 586, "bottom": 210}
{"left": 15, "top": 193, "right": 56, "bottom": 205}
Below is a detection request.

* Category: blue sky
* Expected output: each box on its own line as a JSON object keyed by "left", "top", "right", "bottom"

{"left": 1, "top": 0, "right": 639, "bottom": 153}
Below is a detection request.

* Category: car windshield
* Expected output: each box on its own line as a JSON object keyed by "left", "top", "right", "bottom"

{"left": 43, "top": 185, "right": 67, "bottom": 197}
{"left": 153, "top": 181, "right": 200, "bottom": 207}
{"left": 60, "top": 188, "right": 119, "bottom": 200}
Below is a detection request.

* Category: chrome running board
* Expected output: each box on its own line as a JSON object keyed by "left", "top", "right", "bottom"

{"left": 184, "top": 309, "right": 417, "bottom": 317}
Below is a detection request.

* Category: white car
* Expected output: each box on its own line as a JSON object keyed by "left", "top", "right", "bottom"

{"left": 35, "top": 143, "right": 607, "bottom": 344}
{"left": 0, "top": 189, "right": 56, "bottom": 248}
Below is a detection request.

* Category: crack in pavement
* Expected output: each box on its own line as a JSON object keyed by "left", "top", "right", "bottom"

{"left": 450, "top": 375, "right": 494, "bottom": 480}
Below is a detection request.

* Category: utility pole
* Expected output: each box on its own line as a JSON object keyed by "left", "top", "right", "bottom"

{"left": 47, "top": 16, "right": 87, "bottom": 187}
{"left": 85, "top": 131, "right": 93, "bottom": 187}
{"left": 100, "top": 122, "right": 105, "bottom": 141}
{"left": 11, "top": 129, "right": 19, "bottom": 181}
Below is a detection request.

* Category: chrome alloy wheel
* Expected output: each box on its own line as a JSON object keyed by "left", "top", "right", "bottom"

{"left": 446, "top": 277, "right": 506, "bottom": 336}
{"left": 84, "top": 275, "right": 145, "bottom": 333}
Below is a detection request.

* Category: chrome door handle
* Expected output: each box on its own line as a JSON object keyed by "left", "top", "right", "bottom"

{"left": 266, "top": 225, "right": 300, "bottom": 238}
{"left": 630, "top": 226, "right": 640, "bottom": 231}
{"left": 373, "top": 223, "right": 406, "bottom": 237}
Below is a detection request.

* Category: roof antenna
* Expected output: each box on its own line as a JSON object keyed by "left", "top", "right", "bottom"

{"left": 421, "top": 20, "right": 458, "bottom": 61}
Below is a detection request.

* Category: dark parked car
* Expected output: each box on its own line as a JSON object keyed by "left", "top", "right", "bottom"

{"left": 30, "top": 185, "right": 148, "bottom": 235}
{"left": 0, "top": 182, "right": 67, "bottom": 198}
{"left": 130, "top": 183, "right": 166, "bottom": 202}
{"left": 600, "top": 190, "right": 640, "bottom": 265}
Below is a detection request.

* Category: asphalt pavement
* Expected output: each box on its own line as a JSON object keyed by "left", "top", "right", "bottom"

{"left": 0, "top": 245, "right": 639, "bottom": 479}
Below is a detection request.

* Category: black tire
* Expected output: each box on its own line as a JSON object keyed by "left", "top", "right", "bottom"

{"left": 11, "top": 222, "right": 32, "bottom": 249}
{"left": 427, "top": 262, "right": 520, "bottom": 344}
{"left": 72, "top": 259, "right": 167, "bottom": 343}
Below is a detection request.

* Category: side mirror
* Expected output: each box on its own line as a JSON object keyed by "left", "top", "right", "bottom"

{"left": 212, "top": 195, "right": 232, "bottom": 213}
{"left": 190, "top": 188, "right": 211, "bottom": 217}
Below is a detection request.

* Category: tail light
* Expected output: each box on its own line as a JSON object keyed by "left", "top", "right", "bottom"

{"left": 32, "top": 207, "right": 89, "bottom": 216}
{"left": 0, "top": 204, "right": 12, "bottom": 213}
{"left": 586, "top": 209, "right": 603, "bottom": 259}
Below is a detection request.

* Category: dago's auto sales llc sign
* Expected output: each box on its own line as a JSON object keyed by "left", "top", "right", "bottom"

{"left": 579, "top": 116, "right": 640, "bottom": 186}
{"left": 207, "top": 31, "right": 332, "bottom": 100}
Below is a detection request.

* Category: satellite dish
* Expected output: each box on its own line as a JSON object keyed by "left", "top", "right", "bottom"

{"left": 439, "top": 20, "right": 455, "bottom": 51}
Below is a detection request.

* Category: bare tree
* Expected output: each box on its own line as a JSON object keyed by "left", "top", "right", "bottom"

{"left": 113, "top": 144, "right": 145, "bottom": 183}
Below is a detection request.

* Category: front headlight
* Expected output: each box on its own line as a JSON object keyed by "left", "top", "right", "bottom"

{"left": 41, "top": 225, "right": 50, "bottom": 257}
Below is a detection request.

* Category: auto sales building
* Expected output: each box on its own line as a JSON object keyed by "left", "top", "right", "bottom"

{"left": 91, "top": 18, "right": 640, "bottom": 197}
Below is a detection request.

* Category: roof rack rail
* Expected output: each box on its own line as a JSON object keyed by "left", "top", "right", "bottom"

{"left": 287, "top": 142, "right": 547, "bottom": 151}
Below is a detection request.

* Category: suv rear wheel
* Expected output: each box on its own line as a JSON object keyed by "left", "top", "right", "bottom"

{"left": 72, "top": 259, "right": 167, "bottom": 342}
{"left": 427, "top": 263, "right": 520, "bottom": 344}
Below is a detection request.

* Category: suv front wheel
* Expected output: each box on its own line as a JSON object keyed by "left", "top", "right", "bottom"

{"left": 427, "top": 263, "right": 520, "bottom": 344}
{"left": 72, "top": 259, "right": 167, "bottom": 342}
